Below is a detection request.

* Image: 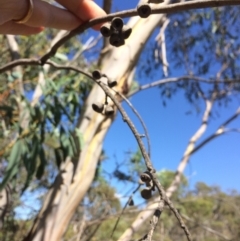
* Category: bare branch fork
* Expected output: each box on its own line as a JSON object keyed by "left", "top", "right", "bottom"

{"left": 97, "top": 75, "right": 192, "bottom": 241}
{"left": 39, "top": 62, "right": 192, "bottom": 240}
{"left": 119, "top": 95, "right": 240, "bottom": 240}
{"left": 111, "top": 89, "right": 151, "bottom": 158}
{"left": 1, "top": 0, "right": 240, "bottom": 73}
{"left": 128, "top": 76, "right": 240, "bottom": 97}
{"left": 182, "top": 213, "right": 232, "bottom": 240}
{"left": 84, "top": 69, "right": 193, "bottom": 240}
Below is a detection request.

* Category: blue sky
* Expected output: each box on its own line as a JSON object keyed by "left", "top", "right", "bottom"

{"left": 95, "top": 0, "right": 240, "bottom": 192}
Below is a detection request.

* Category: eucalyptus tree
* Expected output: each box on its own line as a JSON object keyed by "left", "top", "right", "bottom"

{"left": 0, "top": 1, "right": 240, "bottom": 241}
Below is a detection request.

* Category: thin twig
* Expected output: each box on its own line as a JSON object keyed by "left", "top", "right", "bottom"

{"left": 182, "top": 107, "right": 240, "bottom": 157}
{"left": 39, "top": 0, "right": 240, "bottom": 64}
{"left": 86, "top": 205, "right": 159, "bottom": 227}
{"left": 155, "top": 18, "right": 170, "bottom": 76}
{"left": 182, "top": 214, "right": 232, "bottom": 240}
{"left": 0, "top": 59, "right": 41, "bottom": 73}
{"left": 138, "top": 200, "right": 164, "bottom": 241}
{"left": 41, "top": 62, "right": 193, "bottom": 241}
{"left": 166, "top": 98, "right": 214, "bottom": 197}
{"left": 111, "top": 185, "right": 141, "bottom": 238}
{"left": 98, "top": 79, "right": 192, "bottom": 241}
{"left": 111, "top": 88, "right": 151, "bottom": 158}
{"left": 128, "top": 76, "right": 240, "bottom": 97}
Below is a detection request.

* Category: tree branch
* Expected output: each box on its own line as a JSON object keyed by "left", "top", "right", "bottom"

{"left": 128, "top": 76, "right": 240, "bottom": 97}
{"left": 182, "top": 214, "right": 232, "bottom": 240}
{"left": 0, "top": 0, "right": 240, "bottom": 72}
{"left": 166, "top": 98, "right": 214, "bottom": 197}
{"left": 155, "top": 17, "right": 170, "bottom": 76}
{"left": 111, "top": 89, "right": 151, "bottom": 157}
{"left": 97, "top": 78, "right": 192, "bottom": 241}
{"left": 35, "top": 62, "right": 192, "bottom": 241}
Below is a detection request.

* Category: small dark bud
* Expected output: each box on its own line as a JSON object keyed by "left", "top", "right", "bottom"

{"left": 110, "top": 33, "right": 125, "bottom": 47}
{"left": 111, "top": 17, "right": 124, "bottom": 31}
{"left": 100, "top": 23, "right": 112, "bottom": 37}
{"left": 129, "top": 198, "right": 134, "bottom": 206}
{"left": 107, "top": 79, "right": 117, "bottom": 88}
{"left": 121, "top": 25, "right": 132, "bottom": 39}
{"left": 105, "top": 105, "right": 114, "bottom": 116}
{"left": 92, "top": 102, "right": 104, "bottom": 113}
{"left": 154, "top": 209, "right": 161, "bottom": 217}
{"left": 92, "top": 70, "right": 102, "bottom": 80}
{"left": 137, "top": 4, "right": 152, "bottom": 18}
{"left": 141, "top": 189, "right": 152, "bottom": 200}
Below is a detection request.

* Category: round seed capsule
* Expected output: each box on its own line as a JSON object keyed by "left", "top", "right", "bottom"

{"left": 92, "top": 70, "right": 102, "bottom": 80}
{"left": 137, "top": 4, "right": 152, "bottom": 18}
{"left": 141, "top": 189, "right": 152, "bottom": 200}
{"left": 111, "top": 17, "right": 124, "bottom": 31}
{"left": 121, "top": 25, "right": 132, "bottom": 39}
{"left": 110, "top": 33, "right": 125, "bottom": 47}
{"left": 92, "top": 102, "right": 104, "bottom": 113}
{"left": 105, "top": 105, "right": 114, "bottom": 116}
{"left": 100, "top": 23, "right": 112, "bottom": 37}
{"left": 140, "top": 172, "right": 151, "bottom": 183}
{"left": 107, "top": 79, "right": 117, "bottom": 88}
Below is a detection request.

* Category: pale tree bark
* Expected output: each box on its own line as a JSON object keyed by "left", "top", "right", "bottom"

{"left": 23, "top": 1, "right": 170, "bottom": 240}
{"left": 166, "top": 98, "right": 213, "bottom": 197}
{"left": 0, "top": 184, "right": 11, "bottom": 228}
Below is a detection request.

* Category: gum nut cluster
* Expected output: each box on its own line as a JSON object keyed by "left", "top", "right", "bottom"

{"left": 100, "top": 17, "right": 132, "bottom": 47}
{"left": 91, "top": 70, "right": 116, "bottom": 116}
{"left": 92, "top": 101, "right": 114, "bottom": 116}
{"left": 92, "top": 70, "right": 117, "bottom": 88}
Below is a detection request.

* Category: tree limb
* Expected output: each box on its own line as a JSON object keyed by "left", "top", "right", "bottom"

{"left": 0, "top": 0, "right": 240, "bottom": 72}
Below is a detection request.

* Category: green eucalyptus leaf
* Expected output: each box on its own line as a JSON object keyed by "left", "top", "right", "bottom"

{"left": 67, "top": 142, "right": 74, "bottom": 157}
{"left": 11, "top": 71, "right": 22, "bottom": 79}
{"left": 54, "top": 148, "right": 63, "bottom": 168}
{"left": 48, "top": 79, "right": 58, "bottom": 92}
{"left": 0, "top": 140, "right": 22, "bottom": 190}
{"left": 22, "top": 137, "right": 39, "bottom": 192}
{"left": 36, "top": 146, "right": 46, "bottom": 179}
{"left": 55, "top": 52, "right": 68, "bottom": 61}
{"left": 69, "top": 134, "right": 77, "bottom": 156}
{"left": 67, "top": 93, "right": 73, "bottom": 103}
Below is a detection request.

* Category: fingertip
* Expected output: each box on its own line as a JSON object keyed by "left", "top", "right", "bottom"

{"left": 0, "top": 22, "right": 45, "bottom": 35}
{"left": 78, "top": 0, "right": 106, "bottom": 22}
{"left": 79, "top": 1, "right": 106, "bottom": 31}
{"left": 24, "top": 26, "right": 45, "bottom": 35}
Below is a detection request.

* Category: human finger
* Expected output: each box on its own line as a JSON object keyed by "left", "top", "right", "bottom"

{"left": 56, "top": 0, "right": 106, "bottom": 30}
{"left": 22, "top": 0, "right": 84, "bottom": 31}
{"left": 0, "top": 21, "right": 43, "bottom": 35}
